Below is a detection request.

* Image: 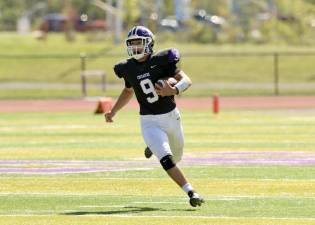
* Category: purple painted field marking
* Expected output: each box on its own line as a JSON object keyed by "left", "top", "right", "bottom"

{"left": 0, "top": 167, "right": 152, "bottom": 174}
{"left": 0, "top": 159, "right": 158, "bottom": 174}
{"left": 0, "top": 160, "right": 156, "bottom": 166}
{"left": 183, "top": 151, "right": 315, "bottom": 166}
{"left": 1, "top": 151, "right": 315, "bottom": 174}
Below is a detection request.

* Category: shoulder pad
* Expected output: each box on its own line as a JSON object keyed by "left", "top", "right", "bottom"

{"left": 153, "top": 48, "right": 180, "bottom": 65}
{"left": 167, "top": 48, "right": 180, "bottom": 64}
{"left": 113, "top": 60, "right": 128, "bottom": 78}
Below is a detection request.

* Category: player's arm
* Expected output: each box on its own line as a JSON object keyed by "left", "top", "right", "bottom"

{"left": 105, "top": 87, "right": 134, "bottom": 123}
{"left": 173, "top": 70, "right": 192, "bottom": 94}
{"left": 106, "top": 62, "right": 134, "bottom": 123}
{"left": 155, "top": 70, "right": 192, "bottom": 96}
{"left": 155, "top": 48, "right": 192, "bottom": 96}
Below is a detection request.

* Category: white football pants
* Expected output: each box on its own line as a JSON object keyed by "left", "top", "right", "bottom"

{"left": 140, "top": 108, "right": 184, "bottom": 163}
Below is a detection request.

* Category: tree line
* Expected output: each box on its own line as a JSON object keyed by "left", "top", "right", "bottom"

{"left": 0, "top": 0, "right": 314, "bottom": 44}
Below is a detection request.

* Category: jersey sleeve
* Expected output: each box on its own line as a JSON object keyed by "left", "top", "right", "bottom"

{"left": 123, "top": 78, "right": 132, "bottom": 88}
{"left": 113, "top": 62, "right": 126, "bottom": 78}
{"left": 113, "top": 61, "right": 132, "bottom": 88}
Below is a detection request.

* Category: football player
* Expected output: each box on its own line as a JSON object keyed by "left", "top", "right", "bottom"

{"left": 105, "top": 25, "right": 204, "bottom": 207}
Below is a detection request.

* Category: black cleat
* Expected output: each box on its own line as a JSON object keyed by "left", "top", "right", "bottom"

{"left": 188, "top": 190, "right": 205, "bottom": 207}
{"left": 144, "top": 147, "right": 153, "bottom": 159}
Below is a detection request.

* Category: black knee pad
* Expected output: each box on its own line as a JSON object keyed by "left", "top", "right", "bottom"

{"left": 160, "top": 155, "right": 176, "bottom": 170}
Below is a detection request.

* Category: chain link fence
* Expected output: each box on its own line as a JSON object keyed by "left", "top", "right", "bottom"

{"left": 0, "top": 51, "right": 315, "bottom": 98}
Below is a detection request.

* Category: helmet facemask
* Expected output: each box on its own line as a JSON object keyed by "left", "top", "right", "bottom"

{"left": 126, "top": 36, "right": 154, "bottom": 60}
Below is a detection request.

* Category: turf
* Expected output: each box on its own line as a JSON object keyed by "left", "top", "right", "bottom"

{"left": 0, "top": 109, "right": 314, "bottom": 224}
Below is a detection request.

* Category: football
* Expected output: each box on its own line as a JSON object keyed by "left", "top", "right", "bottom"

{"left": 156, "top": 77, "right": 178, "bottom": 87}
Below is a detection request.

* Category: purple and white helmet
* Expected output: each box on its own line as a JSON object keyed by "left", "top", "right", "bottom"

{"left": 126, "top": 26, "right": 155, "bottom": 60}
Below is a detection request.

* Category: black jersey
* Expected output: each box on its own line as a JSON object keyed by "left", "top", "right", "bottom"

{"left": 113, "top": 48, "right": 181, "bottom": 115}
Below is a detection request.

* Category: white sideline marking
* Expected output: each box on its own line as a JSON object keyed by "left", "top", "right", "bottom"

{"left": 0, "top": 177, "right": 162, "bottom": 180}
{"left": 0, "top": 177, "right": 314, "bottom": 182}
{"left": 0, "top": 167, "right": 153, "bottom": 175}
{"left": 0, "top": 125, "right": 94, "bottom": 130}
{"left": 68, "top": 215, "right": 315, "bottom": 221}
{"left": 0, "top": 214, "right": 314, "bottom": 221}
{"left": 0, "top": 192, "right": 314, "bottom": 200}
{"left": 0, "top": 192, "right": 114, "bottom": 196}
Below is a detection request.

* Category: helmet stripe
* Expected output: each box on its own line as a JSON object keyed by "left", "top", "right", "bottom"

{"left": 132, "top": 27, "right": 137, "bottom": 36}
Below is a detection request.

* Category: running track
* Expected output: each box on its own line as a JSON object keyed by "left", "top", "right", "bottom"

{"left": 0, "top": 96, "right": 315, "bottom": 112}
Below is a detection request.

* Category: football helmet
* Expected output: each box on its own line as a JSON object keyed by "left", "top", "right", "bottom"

{"left": 126, "top": 26, "right": 155, "bottom": 60}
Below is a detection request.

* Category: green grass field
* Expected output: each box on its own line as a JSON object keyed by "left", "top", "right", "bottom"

{"left": 1, "top": 32, "right": 315, "bottom": 98}
{"left": 0, "top": 108, "right": 315, "bottom": 225}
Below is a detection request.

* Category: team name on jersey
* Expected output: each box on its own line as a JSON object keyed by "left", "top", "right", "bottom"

{"left": 137, "top": 72, "right": 150, "bottom": 80}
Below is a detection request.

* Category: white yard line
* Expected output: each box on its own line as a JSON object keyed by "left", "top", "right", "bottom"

{"left": 0, "top": 177, "right": 314, "bottom": 182}
{"left": 0, "top": 167, "right": 154, "bottom": 175}
{"left": 0, "top": 214, "right": 314, "bottom": 221}
{"left": 65, "top": 214, "right": 315, "bottom": 221}
{"left": 0, "top": 192, "right": 314, "bottom": 200}
{"left": 0, "top": 177, "right": 163, "bottom": 180}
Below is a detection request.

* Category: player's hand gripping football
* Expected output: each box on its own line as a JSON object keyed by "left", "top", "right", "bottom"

{"left": 155, "top": 80, "right": 177, "bottom": 97}
{"left": 104, "top": 111, "right": 115, "bottom": 123}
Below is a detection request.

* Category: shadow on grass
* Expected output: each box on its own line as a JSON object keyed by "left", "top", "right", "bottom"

{"left": 62, "top": 206, "right": 159, "bottom": 216}
{"left": 61, "top": 206, "right": 196, "bottom": 216}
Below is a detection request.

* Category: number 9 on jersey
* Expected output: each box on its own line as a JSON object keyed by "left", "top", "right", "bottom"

{"left": 140, "top": 78, "right": 159, "bottom": 103}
